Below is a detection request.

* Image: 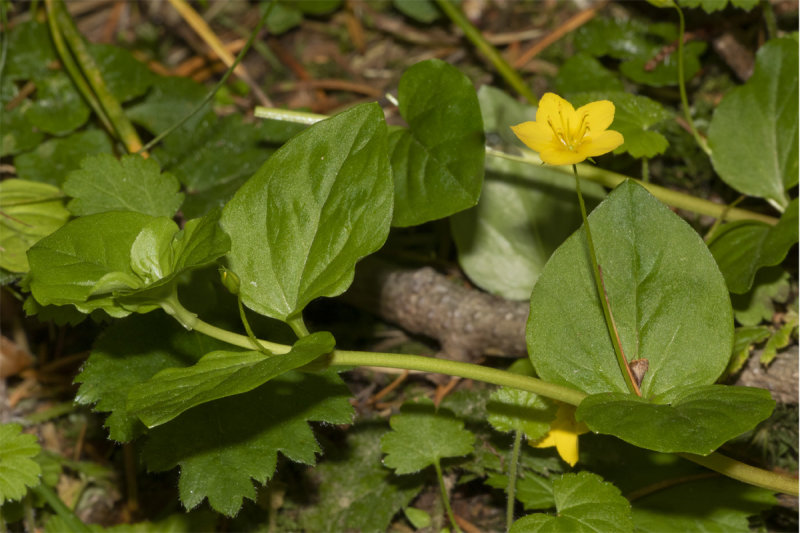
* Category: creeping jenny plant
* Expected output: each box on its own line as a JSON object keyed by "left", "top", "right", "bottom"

{"left": 511, "top": 92, "right": 624, "bottom": 165}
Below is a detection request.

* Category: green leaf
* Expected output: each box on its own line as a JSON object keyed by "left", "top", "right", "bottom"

{"left": 732, "top": 267, "right": 791, "bottom": 326}
{"left": 452, "top": 154, "right": 605, "bottom": 300}
{"left": 75, "top": 312, "right": 232, "bottom": 442}
{"left": 221, "top": 103, "right": 392, "bottom": 322}
{"left": 393, "top": 0, "right": 440, "bottom": 23}
{"left": 27, "top": 211, "right": 154, "bottom": 314}
{"left": 487, "top": 388, "right": 555, "bottom": 441}
{"left": 527, "top": 180, "right": 733, "bottom": 396}
{"left": 555, "top": 54, "right": 624, "bottom": 95}
{"left": 25, "top": 72, "right": 90, "bottom": 135}
{"left": 88, "top": 43, "right": 154, "bottom": 103}
{"left": 142, "top": 370, "right": 353, "bottom": 516}
{"left": 381, "top": 404, "right": 474, "bottom": 475}
{"left": 576, "top": 384, "right": 775, "bottom": 454}
{"left": 486, "top": 472, "right": 555, "bottom": 510}
{"left": 2, "top": 100, "right": 45, "bottom": 157}
{"left": 27, "top": 209, "right": 228, "bottom": 315}
{"left": 678, "top": 0, "right": 759, "bottom": 12}
{"left": 4, "top": 21, "right": 57, "bottom": 80}
{"left": 14, "top": 129, "right": 113, "bottom": 186}
{"left": 574, "top": 18, "right": 653, "bottom": 60}
{"left": 709, "top": 198, "right": 798, "bottom": 293}
{"left": 63, "top": 154, "right": 184, "bottom": 218}
{"left": 0, "top": 179, "right": 70, "bottom": 273}
{"left": 298, "top": 426, "right": 425, "bottom": 532}
{"left": 708, "top": 38, "right": 798, "bottom": 209}
{"left": 129, "top": 332, "right": 335, "bottom": 428}
{"left": 509, "top": 472, "right": 633, "bottom": 533}
{"left": 726, "top": 325, "right": 771, "bottom": 376}
{"left": 477, "top": 84, "right": 536, "bottom": 148}
{"left": 389, "top": 59, "right": 484, "bottom": 227}
{"left": 573, "top": 91, "right": 672, "bottom": 158}
{"left": 0, "top": 424, "right": 42, "bottom": 504}
{"left": 620, "top": 41, "right": 707, "bottom": 88}
{"left": 126, "top": 75, "right": 212, "bottom": 135}
{"left": 581, "top": 434, "right": 777, "bottom": 533}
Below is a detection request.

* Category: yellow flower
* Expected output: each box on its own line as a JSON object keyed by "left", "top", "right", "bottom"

{"left": 531, "top": 403, "right": 589, "bottom": 467}
{"left": 511, "top": 93, "right": 624, "bottom": 166}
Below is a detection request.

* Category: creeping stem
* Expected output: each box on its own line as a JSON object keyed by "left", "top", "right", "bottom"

{"left": 571, "top": 165, "right": 639, "bottom": 396}
{"left": 157, "top": 294, "right": 799, "bottom": 496}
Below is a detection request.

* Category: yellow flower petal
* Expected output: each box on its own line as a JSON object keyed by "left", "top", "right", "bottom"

{"left": 511, "top": 93, "right": 624, "bottom": 166}
{"left": 510, "top": 121, "right": 555, "bottom": 153}
{"left": 577, "top": 100, "right": 616, "bottom": 133}
{"left": 581, "top": 130, "right": 625, "bottom": 158}
{"left": 531, "top": 403, "right": 589, "bottom": 467}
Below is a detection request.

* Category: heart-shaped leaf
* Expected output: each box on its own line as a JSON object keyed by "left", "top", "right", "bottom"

{"left": 388, "top": 59, "right": 484, "bottom": 227}
{"left": 576, "top": 385, "right": 775, "bottom": 454}
{"left": 527, "top": 180, "right": 733, "bottom": 397}
{"left": 221, "top": 103, "right": 393, "bottom": 322}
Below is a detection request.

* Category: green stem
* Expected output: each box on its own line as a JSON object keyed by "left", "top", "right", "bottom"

{"left": 331, "top": 350, "right": 586, "bottom": 405}
{"left": 641, "top": 157, "right": 650, "bottom": 183}
{"left": 760, "top": 0, "right": 778, "bottom": 41}
{"left": 288, "top": 316, "right": 310, "bottom": 338}
{"left": 674, "top": 4, "right": 711, "bottom": 156}
{"left": 44, "top": 0, "right": 115, "bottom": 136}
{"left": 434, "top": 460, "right": 462, "bottom": 533}
{"left": 138, "top": 1, "right": 274, "bottom": 155}
{"left": 158, "top": 293, "right": 798, "bottom": 496}
{"left": 572, "top": 165, "right": 638, "bottom": 396}
{"left": 486, "top": 147, "right": 778, "bottom": 225}
{"left": 51, "top": 0, "right": 143, "bottom": 153}
{"left": 30, "top": 485, "right": 92, "bottom": 533}
{"left": 679, "top": 452, "right": 799, "bottom": 496}
{"left": 237, "top": 295, "right": 271, "bottom": 353}
{"left": 434, "top": 0, "right": 538, "bottom": 105}
{"left": 506, "top": 430, "right": 523, "bottom": 532}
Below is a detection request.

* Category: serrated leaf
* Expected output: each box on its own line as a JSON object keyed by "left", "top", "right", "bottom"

{"left": 75, "top": 313, "right": 233, "bottom": 442}
{"left": 487, "top": 388, "right": 556, "bottom": 441}
{"left": 299, "top": 426, "right": 425, "bottom": 532}
{"left": 575, "top": 18, "right": 654, "bottom": 60}
{"left": 63, "top": 154, "right": 184, "bottom": 218}
{"left": 555, "top": 54, "right": 624, "bottom": 95}
{"left": 510, "top": 472, "right": 633, "bottom": 533}
{"left": 709, "top": 198, "right": 798, "bottom": 293}
{"left": 221, "top": 103, "right": 392, "bottom": 322}
{"left": 389, "top": 59, "right": 484, "bottom": 227}
{"left": 576, "top": 384, "right": 775, "bottom": 454}
{"left": 527, "top": 180, "right": 733, "bottom": 397}
{"left": 0, "top": 423, "right": 42, "bottom": 504}
{"left": 0, "top": 179, "right": 70, "bottom": 273}
{"left": 129, "top": 332, "right": 335, "bottom": 428}
{"left": 451, "top": 156, "right": 605, "bottom": 300}
{"left": 126, "top": 76, "right": 212, "bottom": 134}
{"left": 621, "top": 41, "right": 707, "bottom": 87}
{"left": 142, "top": 370, "right": 353, "bottom": 516}
{"left": 486, "top": 472, "right": 555, "bottom": 511}
{"left": 25, "top": 72, "right": 90, "bottom": 135}
{"left": 14, "top": 129, "right": 113, "bottom": 186}
{"left": 381, "top": 404, "right": 474, "bottom": 475}
{"left": 708, "top": 38, "right": 798, "bottom": 208}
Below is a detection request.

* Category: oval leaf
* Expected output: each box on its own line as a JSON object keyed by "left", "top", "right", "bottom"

{"left": 576, "top": 385, "right": 775, "bottom": 455}
{"left": 389, "top": 59, "right": 484, "bottom": 227}
{"left": 527, "top": 180, "right": 733, "bottom": 397}
{"left": 129, "top": 331, "right": 336, "bottom": 428}
{"left": 708, "top": 38, "right": 798, "bottom": 209}
{"left": 221, "top": 103, "right": 393, "bottom": 322}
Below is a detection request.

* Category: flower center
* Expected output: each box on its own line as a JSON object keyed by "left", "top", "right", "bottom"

{"left": 547, "top": 108, "right": 590, "bottom": 152}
